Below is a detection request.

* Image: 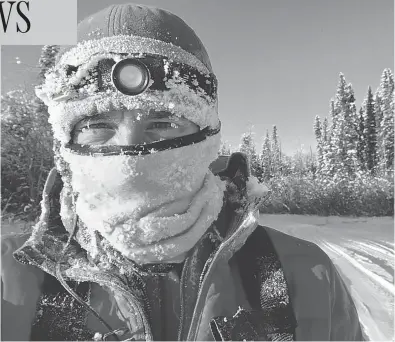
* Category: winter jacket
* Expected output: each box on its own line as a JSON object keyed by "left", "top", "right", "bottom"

{"left": 1, "top": 153, "right": 363, "bottom": 341}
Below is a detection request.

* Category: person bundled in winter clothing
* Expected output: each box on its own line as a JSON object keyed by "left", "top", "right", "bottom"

{"left": 1, "top": 3, "right": 363, "bottom": 341}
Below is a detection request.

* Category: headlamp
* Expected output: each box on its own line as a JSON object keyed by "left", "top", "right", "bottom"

{"left": 111, "top": 59, "right": 150, "bottom": 95}
{"left": 49, "top": 53, "right": 217, "bottom": 102}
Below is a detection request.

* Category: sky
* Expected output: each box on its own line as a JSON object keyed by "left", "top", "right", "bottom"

{"left": 1, "top": 0, "right": 394, "bottom": 155}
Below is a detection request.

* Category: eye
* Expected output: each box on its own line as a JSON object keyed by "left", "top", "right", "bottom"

{"left": 77, "top": 122, "right": 115, "bottom": 131}
{"left": 73, "top": 121, "right": 116, "bottom": 145}
{"left": 146, "top": 121, "right": 179, "bottom": 130}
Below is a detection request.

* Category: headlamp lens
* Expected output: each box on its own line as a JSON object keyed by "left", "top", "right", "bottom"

{"left": 119, "top": 65, "right": 144, "bottom": 88}
{"left": 112, "top": 59, "right": 150, "bottom": 95}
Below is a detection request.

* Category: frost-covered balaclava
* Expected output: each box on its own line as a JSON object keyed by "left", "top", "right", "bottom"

{"left": 36, "top": 4, "right": 225, "bottom": 264}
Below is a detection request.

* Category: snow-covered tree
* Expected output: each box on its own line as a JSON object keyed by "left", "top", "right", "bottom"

{"left": 219, "top": 140, "right": 232, "bottom": 155}
{"left": 38, "top": 45, "right": 60, "bottom": 80}
{"left": 318, "top": 116, "right": 330, "bottom": 176}
{"left": 321, "top": 100, "right": 337, "bottom": 177}
{"left": 329, "top": 74, "right": 359, "bottom": 176}
{"left": 314, "top": 115, "right": 322, "bottom": 141}
{"left": 356, "top": 107, "right": 365, "bottom": 170}
{"left": 322, "top": 117, "right": 329, "bottom": 143}
{"left": 363, "top": 86, "right": 377, "bottom": 173}
{"left": 321, "top": 74, "right": 359, "bottom": 177}
{"left": 239, "top": 130, "right": 260, "bottom": 178}
{"left": 271, "top": 125, "right": 282, "bottom": 175}
{"left": 322, "top": 117, "right": 329, "bottom": 142}
{"left": 328, "top": 79, "right": 347, "bottom": 176}
{"left": 314, "top": 115, "right": 324, "bottom": 173}
{"left": 271, "top": 125, "right": 279, "bottom": 151}
{"left": 1, "top": 89, "right": 54, "bottom": 219}
{"left": 343, "top": 83, "right": 359, "bottom": 174}
{"left": 374, "top": 89, "right": 384, "bottom": 130}
{"left": 379, "top": 68, "right": 394, "bottom": 174}
{"left": 374, "top": 88, "right": 384, "bottom": 171}
{"left": 290, "top": 145, "right": 315, "bottom": 176}
{"left": 260, "top": 130, "right": 272, "bottom": 180}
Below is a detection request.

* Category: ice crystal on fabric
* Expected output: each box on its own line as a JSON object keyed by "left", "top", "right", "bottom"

{"left": 59, "top": 35, "right": 209, "bottom": 73}
{"left": 41, "top": 87, "right": 218, "bottom": 144}
{"left": 60, "top": 134, "right": 226, "bottom": 264}
{"left": 36, "top": 36, "right": 218, "bottom": 144}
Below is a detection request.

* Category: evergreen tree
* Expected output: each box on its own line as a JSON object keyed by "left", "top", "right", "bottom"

{"left": 219, "top": 141, "right": 232, "bottom": 155}
{"left": 357, "top": 104, "right": 366, "bottom": 170}
{"left": 330, "top": 74, "right": 359, "bottom": 177}
{"left": 329, "top": 75, "right": 348, "bottom": 176}
{"left": 328, "top": 99, "right": 336, "bottom": 146}
{"left": 239, "top": 130, "right": 259, "bottom": 177}
{"left": 322, "top": 117, "right": 329, "bottom": 143}
{"left": 374, "top": 88, "right": 384, "bottom": 172}
{"left": 260, "top": 130, "right": 272, "bottom": 180}
{"left": 343, "top": 83, "right": 359, "bottom": 174}
{"left": 38, "top": 45, "right": 60, "bottom": 80}
{"left": 363, "top": 86, "right": 377, "bottom": 173}
{"left": 1, "top": 89, "right": 53, "bottom": 219}
{"left": 321, "top": 100, "right": 337, "bottom": 177}
{"left": 379, "top": 68, "right": 394, "bottom": 174}
{"left": 319, "top": 117, "right": 330, "bottom": 176}
{"left": 313, "top": 115, "right": 324, "bottom": 173}
{"left": 314, "top": 115, "right": 322, "bottom": 140}
{"left": 271, "top": 125, "right": 279, "bottom": 149}
{"left": 1, "top": 45, "right": 60, "bottom": 219}
{"left": 374, "top": 89, "right": 384, "bottom": 129}
{"left": 271, "top": 125, "right": 281, "bottom": 175}
{"left": 356, "top": 106, "right": 365, "bottom": 171}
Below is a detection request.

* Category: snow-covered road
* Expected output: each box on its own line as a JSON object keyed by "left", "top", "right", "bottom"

{"left": 260, "top": 214, "right": 394, "bottom": 341}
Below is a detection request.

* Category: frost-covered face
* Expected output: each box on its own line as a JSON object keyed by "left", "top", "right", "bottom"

{"left": 72, "top": 109, "right": 199, "bottom": 146}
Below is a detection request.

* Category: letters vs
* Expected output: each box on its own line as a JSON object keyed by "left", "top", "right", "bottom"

{"left": 0, "top": 1, "right": 30, "bottom": 34}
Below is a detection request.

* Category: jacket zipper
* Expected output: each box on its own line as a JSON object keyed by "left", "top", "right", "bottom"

{"left": 176, "top": 230, "right": 223, "bottom": 341}
{"left": 185, "top": 215, "right": 258, "bottom": 341}
{"left": 176, "top": 255, "right": 212, "bottom": 341}
{"left": 177, "top": 270, "right": 186, "bottom": 341}
{"left": 124, "top": 272, "right": 153, "bottom": 341}
{"left": 184, "top": 252, "right": 219, "bottom": 340}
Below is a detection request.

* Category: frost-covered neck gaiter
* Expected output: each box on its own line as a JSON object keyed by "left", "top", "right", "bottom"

{"left": 60, "top": 134, "right": 225, "bottom": 264}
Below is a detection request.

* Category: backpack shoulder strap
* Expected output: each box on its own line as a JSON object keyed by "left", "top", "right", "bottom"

{"left": 234, "top": 225, "right": 297, "bottom": 340}
{"left": 30, "top": 274, "right": 93, "bottom": 341}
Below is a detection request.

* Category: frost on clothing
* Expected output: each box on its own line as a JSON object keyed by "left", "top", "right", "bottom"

{"left": 42, "top": 89, "right": 218, "bottom": 145}
{"left": 60, "top": 134, "right": 226, "bottom": 264}
{"left": 59, "top": 36, "right": 210, "bottom": 74}
{"left": 34, "top": 29, "right": 223, "bottom": 265}
{"left": 35, "top": 35, "right": 219, "bottom": 145}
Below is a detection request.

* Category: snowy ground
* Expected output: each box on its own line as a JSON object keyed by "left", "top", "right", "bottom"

{"left": 260, "top": 214, "right": 394, "bottom": 342}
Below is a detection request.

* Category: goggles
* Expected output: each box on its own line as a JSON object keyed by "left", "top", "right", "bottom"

{"left": 66, "top": 123, "right": 221, "bottom": 156}
{"left": 45, "top": 53, "right": 217, "bottom": 103}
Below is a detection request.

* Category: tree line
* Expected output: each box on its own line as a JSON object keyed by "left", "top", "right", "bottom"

{"left": 220, "top": 69, "right": 394, "bottom": 216}
{"left": 221, "top": 69, "right": 394, "bottom": 182}
{"left": 1, "top": 45, "right": 393, "bottom": 219}
{"left": 1, "top": 45, "right": 58, "bottom": 220}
